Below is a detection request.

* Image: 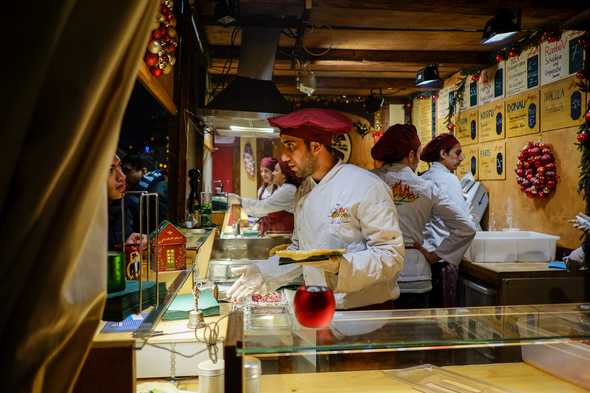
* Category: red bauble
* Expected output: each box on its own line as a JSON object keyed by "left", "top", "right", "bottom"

{"left": 547, "top": 180, "right": 556, "bottom": 189}
{"left": 153, "top": 29, "right": 164, "bottom": 40}
{"left": 547, "top": 35, "right": 559, "bottom": 43}
{"left": 471, "top": 74, "right": 480, "bottom": 82}
{"left": 585, "top": 111, "right": 590, "bottom": 122}
{"left": 150, "top": 66, "right": 162, "bottom": 77}
{"left": 545, "top": 162, "right": 556, "bottom": 170}
{"left": 541, "top": 154, "right": 553, "bottom": 164}
{"left": 536, "top": 166, "right": 545, "bottom": 175}
{"left": 447, "top": 123, "right": 455, "bottom": 131}
{"left": 508, "top": 49, "right": 519, "bottom": 58}
{"left": 145, "top": 53, "right": 158, "bottom": 67}
{"left": 516, "top": 168, "right": 524, "bottom": 177}
{"left": 578, "top": 132, "right": 589, "bottom": 143}
{"left": 495, "top": 54, "right": 504, "bottom": 62}
{"left": 577, "top": 71, "right": 587, "bottom": 80}
{"left": 294, "top": 286, "right": 336, "bottom": 328}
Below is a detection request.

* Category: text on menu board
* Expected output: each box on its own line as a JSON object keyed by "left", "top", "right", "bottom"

{"left": 540, "top": 76, "right": 585, "bottom": 131}
{"left": 456, "top": 145, "right": 479, "bottom": 180}
{"left": 478, "top": 101, "right": 505, "bottom": 142}
{"left": 541, "top": 31, "right": 584, "bottom": 85}
{"left": 506, "top": 91, "right": 540, "bottom": 138}
{"left": 455, "top": 109, "right": 478, "bottom": 146}
{"left": 479, "top": 141, "right": 506, "bottom": 180}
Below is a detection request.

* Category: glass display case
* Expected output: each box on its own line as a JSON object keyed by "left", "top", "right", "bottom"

{"left": 224, "top": 300, "right": 590, "bottom": 393}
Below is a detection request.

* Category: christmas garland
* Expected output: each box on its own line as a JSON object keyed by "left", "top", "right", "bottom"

{"left": 144, "top": 0, "right": 178, "bottom": 77}
{"left": 515, "top": 142, "right": 558, "bottom": 199}
{"left": 575, "top": 32, "right": 590, "bottom": 215}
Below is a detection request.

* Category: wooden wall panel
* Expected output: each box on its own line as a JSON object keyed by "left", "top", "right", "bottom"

{"left": 481, "top": 126, "right": 583, "bottom": 248}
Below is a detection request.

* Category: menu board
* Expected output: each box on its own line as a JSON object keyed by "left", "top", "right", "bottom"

{"left": 478, "top": 63, "right": 505, "bottom": 105}
{"left": 478, "top": 101, "right": 505, "bottom": 142}
{"left": 541, "top": 31, "right": 584, "bottom": 86}
{"left": 506, "top": 47, "right": 539, "bottom": 96}
{"left": 478, "top": 140, "right": 506, "bottom": 180}
{"left": 540, "top": 76, "right": 586, "bottom": 131}
{"left": 506, "top": 90, "right": 540, "bottom": 138}
{"left": 455, "top": 109, "right": 478, "bottom": 146}
{"left": 412, "top": 97, "right": 433, "bottom": 144}
{"left": 437, "top": 87, "right": 451, "bottom": 122}
{"left": 456, "top": 145, "right": 479, "bottom": 180}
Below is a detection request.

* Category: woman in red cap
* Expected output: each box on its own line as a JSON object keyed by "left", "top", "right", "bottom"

{"left": 372, "top": 125, "right": 475, "bottom": 309}
{"left": 258, "top": 156, "right": 278, "bottom": 200}
{"left": 421, "top": 133, "right": 474, "bottom": 307}
{"left": 228, "top": 108, "right": 405, "bottom": 310}
{"left": 229, "top": 160, "right": 300, "bottom": 236}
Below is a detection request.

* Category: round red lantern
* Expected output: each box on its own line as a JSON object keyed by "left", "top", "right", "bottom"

{"left": 294, "top": 286, "right": 336, "bottom": 328}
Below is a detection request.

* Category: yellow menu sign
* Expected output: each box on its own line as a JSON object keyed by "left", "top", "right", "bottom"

{"left": 455, "top": 109, "right": 478, "bottom": 146}
{"left": 479, "top": 140, "right": 506, "bottom": 180}
{"left": 506, "top": 90, "right": 540, "bottom": 138}
{"left": 478, "top": 101, "right": 505, "bottom": 142}
{"left": 456, "top": 145, "right": 479, "bottom": 180}
{"left": 540, "top": 76, "right": 586, "bottom": 132}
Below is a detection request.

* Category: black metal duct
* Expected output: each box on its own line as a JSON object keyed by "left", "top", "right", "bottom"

{"left": 204, "top": 26, "right": 291, "bottom": 115}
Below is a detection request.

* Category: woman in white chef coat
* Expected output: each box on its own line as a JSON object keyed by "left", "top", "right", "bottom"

{"left": 372, "top": 125, "right": 476, "bottom": 308}
{"left": 420, "top": 133, "right": 473, "bottom": 307}
{"left": 229, "top": 160, "right": 300, "bottom": 235}
{"left": 227, "top": 108, "right": 405, "bottom": 310}
{"left": 257, "top": 156, "right": 278, "bottom": 200}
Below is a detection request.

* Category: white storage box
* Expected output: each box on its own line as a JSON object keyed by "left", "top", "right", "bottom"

{"left": 518, "top": 319, "right": 590, "bottom": 390}
{"left": 464, "top": 231, "right": 559, "bottom": 263}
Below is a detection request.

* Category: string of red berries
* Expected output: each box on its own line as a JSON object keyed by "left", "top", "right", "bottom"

{"left": 144, "top": 0, "right": 178, "bottom": 77}
{"left": 515, "top": 142, "right": 558, "bottom": 199}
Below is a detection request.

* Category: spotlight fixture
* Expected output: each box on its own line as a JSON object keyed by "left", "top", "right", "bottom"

{"left": 416, "top": 64, "right": 442, "bottom": 88}
{"left": 481, "top": 9, "right": 521, "bottom": 46}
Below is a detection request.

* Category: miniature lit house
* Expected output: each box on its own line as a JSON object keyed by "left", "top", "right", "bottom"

{"left": 151, "top": 221, "right": 186, "bottom": 271}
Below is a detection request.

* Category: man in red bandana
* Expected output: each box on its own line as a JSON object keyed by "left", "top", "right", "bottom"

{"left": 228, "top": 108, "right": 405, "bottom": 310}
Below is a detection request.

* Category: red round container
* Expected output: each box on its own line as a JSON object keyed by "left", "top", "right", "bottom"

{"left": 294, "top": 286, "right": 336, "bottom": 328}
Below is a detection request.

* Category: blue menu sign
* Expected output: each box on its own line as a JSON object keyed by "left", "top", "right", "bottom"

{"left": 494, "top": 68, "right": 504, "bottom": 97}
{"left": 527, "top": 55, "right": 539, "bottom": 89}
{"left": 469, "top": 82, "right": 477, "bottom": 107}
{"left": 569, "top": 38, "right": 583, "bottom": 74}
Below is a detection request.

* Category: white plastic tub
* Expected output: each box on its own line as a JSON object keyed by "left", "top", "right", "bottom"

{"left": 518, "top": 319, "right": 590, "bottom": 390}
{"left": 464, "top": 231, "right": 559, "bottom": 263}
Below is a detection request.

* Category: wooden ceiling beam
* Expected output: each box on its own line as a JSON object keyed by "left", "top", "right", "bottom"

{"left": 206, "top": 25, "right": 489, "bottom": 51}
{"left": 209, "top": 46, "right": 490, "bottom": 65}
{"left": 210, "top": 74, "right": 416, "bottom": 89}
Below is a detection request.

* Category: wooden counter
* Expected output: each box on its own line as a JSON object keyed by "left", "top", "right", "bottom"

{"left": 459, "top": 260, "right": 588, "bottom": 306}
{"left": 163, "top": 362, "right": 588, "bottom": 393}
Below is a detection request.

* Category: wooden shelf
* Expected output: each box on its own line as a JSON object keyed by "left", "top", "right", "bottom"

{"left": 137, "top": 62, "right": 177, "bottom": 115}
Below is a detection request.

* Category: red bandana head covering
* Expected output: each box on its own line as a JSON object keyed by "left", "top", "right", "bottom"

{"left": 260, "top": 156, "right": 278, "bottom": 171}
{"left": 421, "top": 133, "right": 460, "bottom": 163}
{"left": 371, "top": 124, "right": 421, "bottom": 163}
{"left": 268, "top": 108, "right": 352, "bottom": 145}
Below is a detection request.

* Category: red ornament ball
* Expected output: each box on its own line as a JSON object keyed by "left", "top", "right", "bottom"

{"left": 508, "top": 49, "right": 519, "bottom": 58}
{"left": 578, "top": 132, "right": 589, "bottom": 144}
{"left": 145, "top": 53, "right": 158, "bottom": 67}
{"left": 495, "top": 54, "right": 504, "bottom": 62}
{"left": 585, "top": 111, "right": 590, "bottom": 122}
{"left": 447, "top": 123, "right": 455, "bottom": 131}
{"left": 150, "top": 66, "right": 162, "bottom": 77}
{"left": 577, "top": 71, "right": 587, "bottom": 80}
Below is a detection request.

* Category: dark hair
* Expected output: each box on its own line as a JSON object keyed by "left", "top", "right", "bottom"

{"left": 303, "top": 140, "right": 343, "bottom": 161}
{"left": 123, "top": 154, "right": 156, "bottom": 172}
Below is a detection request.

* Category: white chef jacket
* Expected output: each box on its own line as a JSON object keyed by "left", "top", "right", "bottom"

{"left": 373, "top": 163, "right": 475, "bottom": 291}
{"left": 242, "top": 183, "right": 296, "bottom": 217}
{"left": 258, "top": 162, "right": 405, "bottom": 309}
{"left": 421, "top": 162, "right": 473, "bottom": 264}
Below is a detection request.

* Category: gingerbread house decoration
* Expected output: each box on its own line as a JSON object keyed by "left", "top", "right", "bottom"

{"left": 151, "top": 221, "right": 186, "bottom": 271}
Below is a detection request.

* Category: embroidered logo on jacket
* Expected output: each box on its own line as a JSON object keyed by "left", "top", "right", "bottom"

{"left": 329, "top": 204, "right": 352, "bottom": 224}
{"left": 391, "top": 181, "right": 419, "bottom": 205}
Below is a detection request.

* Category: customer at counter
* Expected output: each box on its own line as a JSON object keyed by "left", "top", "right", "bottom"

{"left": 421, "top": 133, "right": 473, "bottom": 307}
{"left": 227, "top": 108, "right": 405, "bottom": 310}
{"left": 258, "top": 156, "right": 278, "bottom": 200}
{"left": 372, "top": 125, "right": 475, "bottom": 308}
{"left": 228, "top": 160, "right": 300, "bottom": 235}
{"left": 107, "top": 155, "right": 144, "bottom": 250}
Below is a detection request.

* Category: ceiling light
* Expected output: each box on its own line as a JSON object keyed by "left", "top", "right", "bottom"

{"left": 481, "top": 10, "right": 521, "bottom": 45}
{"left": 229, "top": 125, "right": 275, "bottom": 133}
{"left": 416, "top": 64, "right": 442, "bottom": 88}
